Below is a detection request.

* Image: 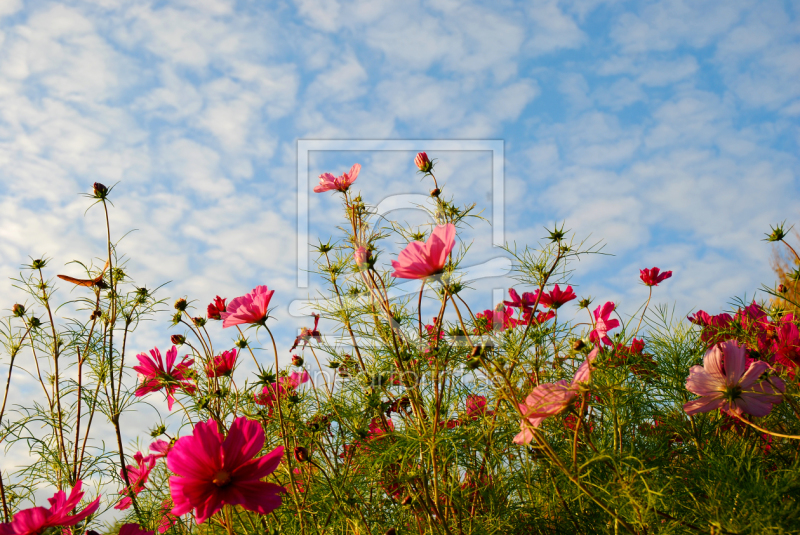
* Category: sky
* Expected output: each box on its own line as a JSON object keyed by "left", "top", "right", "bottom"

{"left": 0, "top": 0, "right": 798, "bottom": 506}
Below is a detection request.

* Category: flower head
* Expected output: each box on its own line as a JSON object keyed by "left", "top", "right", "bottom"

{"left": 414, "top": 152, "right": 433, "bottom": 173}
{"left": 683, "top": 341, "right": 785, "bottom": 417}
{"left": 314, "top": 163, "right": 360, "bottom": 193}
{"left": 205, "top": 349, "right": 238, "bottom": 378}
{"left": 503, "top": 288, "right": 539, "bottom": 311}
{"left": 640, "top": 267, "right": 673, "bottom": 287}
{"left": 391, "top": 224, "right": 455, "bottom": 279}
{"left": 542, "top": 284, "right": 576, "bottom": 309}
{"left": 133, "top": 346, "right": 196, "bottom": 411}
{"left": 207, "top": 296, "right": 227, "bottom": 320}
{"left": 116, "top": 452, "right": 157, "bottom": 510}
{"left": 167, "top": 417, "right": 285, "bottom": 524}
{"left": 149, "top": 439, "right": 172, "bottom": 460}
{"left": 221, "top": 286, "right": 275, "bottom": 328}
{"left": 0, "top": 481, "right": 100, "bottom": 535}
{"left": 589, "top": 302, "right": 620, "bottom": 347}
{"left": 291, "top": 314, "right": 321, "bottom": 351}
{"left": 119, "top": 524, "right": 155, "bottom": 535}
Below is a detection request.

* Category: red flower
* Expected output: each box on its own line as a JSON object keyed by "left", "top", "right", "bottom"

{"left": 390, "top": 224, "right": 456, "bottom": 279}
{"left": 133, "top": 346, "right": 196, "bottom": 411}
{"left": 542, "top": 284, "right": 576, "bottom": 309}
{"left": 414, "top": 152, "right": 433, "bottom": 173}
{"left": 590, "top": 302, "right": 620, "bottom": 347}
{"left": 640, "top": 267, "right": 672, "bottom": 287}
{"left": 205, "top": 349, "right": 237, "bottom": 378}
{"left": 221, "top": 286, "right": 275, "bottom": 328}
{"left": 115, "top": 452, "right": 157, "bottom": 510}
{"left": 207, "top": 296, "right": 227, "bottom": 320}
{"left": 157, "top": 500, "right": 179, "bottom": 533}
{"left": 0, "top": 481, "right": 100, "bottom": 535}
{"left": 167, "top": 417, "right": 285, "bottom": 524}
{"left": 314, "top": 163, "right": 360, "bottom": 193}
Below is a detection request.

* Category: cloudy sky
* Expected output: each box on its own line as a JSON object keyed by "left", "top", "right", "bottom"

{"left": 0, "top": 0, "right": 798, "bottom": 479}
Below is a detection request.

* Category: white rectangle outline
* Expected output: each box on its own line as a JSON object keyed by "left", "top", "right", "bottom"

{"left": 297, "top": 140, "right": 504, "bottom": 288}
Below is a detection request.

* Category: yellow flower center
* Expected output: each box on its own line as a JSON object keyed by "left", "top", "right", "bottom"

{"left": 212, "top": 470, "right": 231, "bottom": 486}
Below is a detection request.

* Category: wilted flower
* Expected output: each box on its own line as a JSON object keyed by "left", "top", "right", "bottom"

{"left": 291, "top": 314, "right": 321, "bottom": 351}
{"left": 391, "top": 224, "right": 455, "bottom": 279}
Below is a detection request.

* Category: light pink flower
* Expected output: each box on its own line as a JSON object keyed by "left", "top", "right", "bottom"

{"left": 221, "top": 286, "right": 275, "bottom": 328}
{"left": 205, "top": 349, "right": 238, "bottom": 378}
{"left": 0, "top": 481, "right": 100, "bottom": 535}
{"left": 683, "top": 341, "right": 785, "bottom": 417}
{"left": 590, "top": 302, "right": 620, "bottom": 347}
{"left": 391, "top": 224, "right": 456, "bottom": 279}
{"left": 133, "top": 346, "right": 196, "bottom": 411}
{"left": 167, "top": 417, "right": 285, "bottom": 524}
{"left": 119, "top": 524, "right": 155, "bottom": 535}
{"left": 514, "top": 349, "right": 598, "bottom": 445}
{"left": 115, "top": 452, "right": 157, "bottom": 510}
{"left": 313, "top": 163, "right": 360, "bottom": 193}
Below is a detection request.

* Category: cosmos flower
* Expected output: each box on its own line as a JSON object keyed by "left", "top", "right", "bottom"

{"left": 133, "top": 346, "right": 196, "bottom": 411}
{"left": 0, "top": 481, "right": 100, "bottom": 535}
{"left": 589, "top": 302, "right": 620, "bottom": 347}
{"left": 391, "top": 224, "right": 456, "bottom": 279}
{"left": 221, "top": 286, "right": 275, "bottom": 328}
{"left": 313, "top": 163, "right": 360, "bottom": 193}
{"left": 640, "top": 267, "right": 673, "bottom": 287}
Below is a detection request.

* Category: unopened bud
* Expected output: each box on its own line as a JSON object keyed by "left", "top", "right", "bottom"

{"left": 92, "top": 182, "right": 108, "bottom": 198}
{"left": 12, "top": 304, "right": 24, "bottom": 317}
{"left": 779, "top": 284, "right": 788, "bottom": 294}
{"left": 292, "top": 354, "right": 304, "bottom": 366}
{"left": 578, "top": 297, "right": 592, "bottom": 309}
{"left": 235, "top": 338, "right": 248, "bottom": 349}
{"left": 430, "top": 188, "right": 440, "bottom": 197}
{"left": 414, "top": 152, "right": 433, "bottom": 173}
{"left": 31, "top": 259, "right": 46, "bottom": 270}
{"left": 174, "top": 298, "right": 188, "bottom": 311}
{"left": 171, "top": 334, "right": 186, "bottom": 346}
{"left": 294, "top": 446, "right": 309, "bottom": 462}
{"left": 29, "top": 317, "right": 41, "bottom": 329}
{"left": 572, "top": 339, "right": 586, "bottom": 351}
{"left": 192, "top": 316, "right": 207, "bottom": 328}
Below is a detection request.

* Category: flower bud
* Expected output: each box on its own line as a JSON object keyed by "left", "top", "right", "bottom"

{"left": 192, "top": 316, "right": 207, "bottom": 328}
{"left": 779, "top": 284, "right": 788, "bottom": 294}
{"left": 91, "top": 309, "right": 102, "bottom": 320}
{"left": 578, "top": 297, "right": 592, "bottom": 309}
{"left": 294, "top": 446, "right": 309, "bottom": 462}
{"left": 430, "top": 188, "right": 440, "bottom": 197}
{"left": 235, "top": 338, "right": 249, "bottom": 349}
{"left": 29, "top": 316, "right": 41, "bottom": 329}
{"left": 292, "top": 354, "right": 304, "bottom": 366}
{"left": 12, "top": 304, "right": 24, "bottom": 317}
{"left": 572, "top": 339, "right": 586, "bottom": 351}
{"left": 174, "top": 298, "right": 188, "bottom": 311}
{"left": 31, "top": 259, "right": 47, "bottom": 270}
{"left": 415, "top": 152, "right": 433, "bottom": 173}
{"left": 171, "top": 334, "right": 186, "bottom": 345}
{"left": 93, "top": 182, "right": 108, "bottom": 199}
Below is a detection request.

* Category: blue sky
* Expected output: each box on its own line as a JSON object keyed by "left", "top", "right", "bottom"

{"left": 0, "top": 0, "right": 798, "bottom": 435}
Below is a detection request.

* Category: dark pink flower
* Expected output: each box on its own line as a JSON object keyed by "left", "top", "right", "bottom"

{"left": 0, "top": 481, "right": 100, "bottom": 535}
{"left": 640, "top": 267, "right": 672, "bottom": 287}
{"left": 167, "top": 417, "right": 285, "bottom": 524}
{"left": 281, "top": 370, "right": 310, "bottom": 391}
{"left": 367, "top": 418, "right": 394, "bottom": 441}
{"left": 119, "top": 524, "right": 155, "bottom": 535}
{"left": 133, "top": 346, "right": 196, "bottom": 411}
{"left": 207, "top": 296, "right": 227, "bottom": 320}
{"left": 475, "top": 305, "right": 517, "bottom": 333}
{"left": 542, "top": 284, "right": 576, "bottom": 309}
{"left": 221, "top": 286, "right": 275, "bottom": 328}
{"left": 157, "top": 500, "right": 179, "bottom": 533}
{"left": 313, "top": 163, "right": 360, "bottom": 193}
{"left": 514, "top": 349, "right": 598, "bottom": 445}
{"left": 503, "top": 288, "right": 539, "bottom": 310}
{"left": 205, "top": 349, "right": 238, "bottom": 378}
{"left": 116, "top": 452, "right": 157, "bottom": 510}
{"left": 391, "top": 224, "right": 456, "bottom": 279}
{"left": 465, "top": 395, "right": 493, "bottom": 420}
{"left": 149, "top": 439, "right": 172, "bottom": 460}
{"left": 291, "top": 314, "right": 321, "bottom": 351}
{"left": 683, "top": 341, "right": 785, "bottom": 417}
{"left": 589, "top": 302, "right": 620, "bottom": 347}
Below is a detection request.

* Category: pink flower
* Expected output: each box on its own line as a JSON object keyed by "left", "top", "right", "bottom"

{"left": 149, "top": 439, "right": 172, "bottom": 460}
{"left": 281, "top": 370, "right": 310, "bottom": 390}
{"left": 167, "top": 417, "right": 285, "bottom": 524}
{"left": 354, "top": 246, "right": 370, "bottom": 270}
{"left": 205, "top": 349, "right": 238, "bottom": 378}
{"left": 119, "top": 524, "right": 155, "bottom": 535}
{"left": 391, "top": 224, "right": 456, "bottom": 279}
{"left": 542, "top": 284, "right": 576, "bottom": 309}
{"left": 503, "top": 288, "right": 539, "bottom": 310}
{"left": 474, "top": 305, "right": 517, "bottom": 333}
{"left": 514, "top": 349, "right": 598, "bottom": 445}
{"left": 683, "top": 341, "right": 785, "bottom": 417}
{"left": 313, "top": 163, "right": 360, "bottom": 193}
{"left": 414, "top": 152, "right": 433, "bottom": 173}
{"left": 116, "top": 452, "right": 157, "bottom": 510}
{"left": 640, "top": 267, "right": 673, "bottom": 287}
{"left": 291, "top": 314, "right": 321, "bottom": 351}
{"left": 157, "top": 500, "right": 178, "bottom": 534}
{"left": 465, "top": 395, "right": 493, "bottom": 420}
{"left": 207, "top": 296, "right": 227, "bottom": 320}
{"left": 221, "top": 286, "right": 275, "bottom": 328}
{"left": 589, "top": 302, "right": 620, "bottom": 347}
{"left": 133, "top": 346, "right": 196, "bottom": 411}
{"left": 0, "top": 481, "right": 100, "bottom": 535}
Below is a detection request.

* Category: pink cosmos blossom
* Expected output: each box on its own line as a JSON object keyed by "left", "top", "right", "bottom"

{"left": 514, "top": 349, "right": 598, "bottom": 445}
{"left": 255, "top": 371, "right": 309, "bottom": 409}
{"left": 157, "top": 500, "right": 179, "bottom": 534}
{"left": 640, "top": 267, "right": 673, "bottom": 287}
{"left": 503, "top": 288, "right": 539, "bottom": 311}
{"left": 167, "top": 417, "right": 285, "bottom": 524}
{"left": 683, "top": 341, "right": 785, "bottom": 417}
{"left": 313, "top": 163, "right": 360, "bottom": 193}
{"left": 221, "top": 286, "right": 275, "bottom": 328}
{"left": 291, "top": 314, "right": 321, "bottom": 351}
{"left": 590, "top": 302, "right": 620, "bottom": 347}
{"left": 521, "top": 308, "right": 556, "bottom": 326}
{"left": 149, "top": 439, "right": 172, "bottom": 460}
{"left": 205, "top": 349, "right": 238, "bottom": 378}
{"left": 133, "top": 346, "right": 196, "bottom": 411}
{"left": 475, "top": 305, "right": 517, "bottom": 333}
{"left": 465, "top": 395, "right": 493, "bottom": 420}
{"left": 207, "top": 296, "right": 227, "bottom": 320}
{"left": 116, "top": 452, "right": 157, "bottom": 510}
{"left": 542, "top": 284, "right": 576, "bottom": 309}
{"left": 0, "top": 480, "right": 100, "bottom": 535}
{"left": 390, "top": 224, "right": 456, "bottom": 279}
{"left": 119, "top": 524, "right": 155, "bottom": 535}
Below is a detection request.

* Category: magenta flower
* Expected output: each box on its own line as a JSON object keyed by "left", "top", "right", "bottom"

{"left": 640, "top": 267, "right": 673, "bottom": 287}
{"left": 465, "top": 395, "right": 493, "bottom": 420}
{"left": 221, "top": 286, "right": 275, "bottom": 328}
{"left": 149, "top": 439, "right": 172, "bottom": 460}
{"left": 590, "top": 302, "right": 620, "bottom": 347}
{"left": 0, "top": 480, "right": 100, "bottom": 535}
{"left": 282, "top": 370, "right": 310, "bottom": 390}
{"left": 205, "top": 349, "right": 238, "bottom": 378}
{"left": 207, "top": 296, "right": 227, "bottom": 320}
{"left": 313, "top": 163, "right": 360, "bottom": 193}
{"left": 167, "top": 417, "right": 285, "bottom": 524}
{"left": 542, "top": 284, "right": 576, "bottom": 309}
{"left": 119, "top": 524, "right": 155, "bottom": 535}
{"left": 116, "top": 452, "right": 157, "bottom": 510}
{"left": 683, "top": 341, "right": 785, "bottom": 417}
{"left": 514, "top": 349, "right": 598, "bottom": 445}
{"left": 475, "top": 305, "right": 517, "bottom": 333}
{"left": 503, "top": 288, "right": 539, "bottom": 310}
{"left": 391, "top": 224, "right": 456, "bottom": 279}
{"left": 133, "top": 346, "right": 196, "bottom": 411}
